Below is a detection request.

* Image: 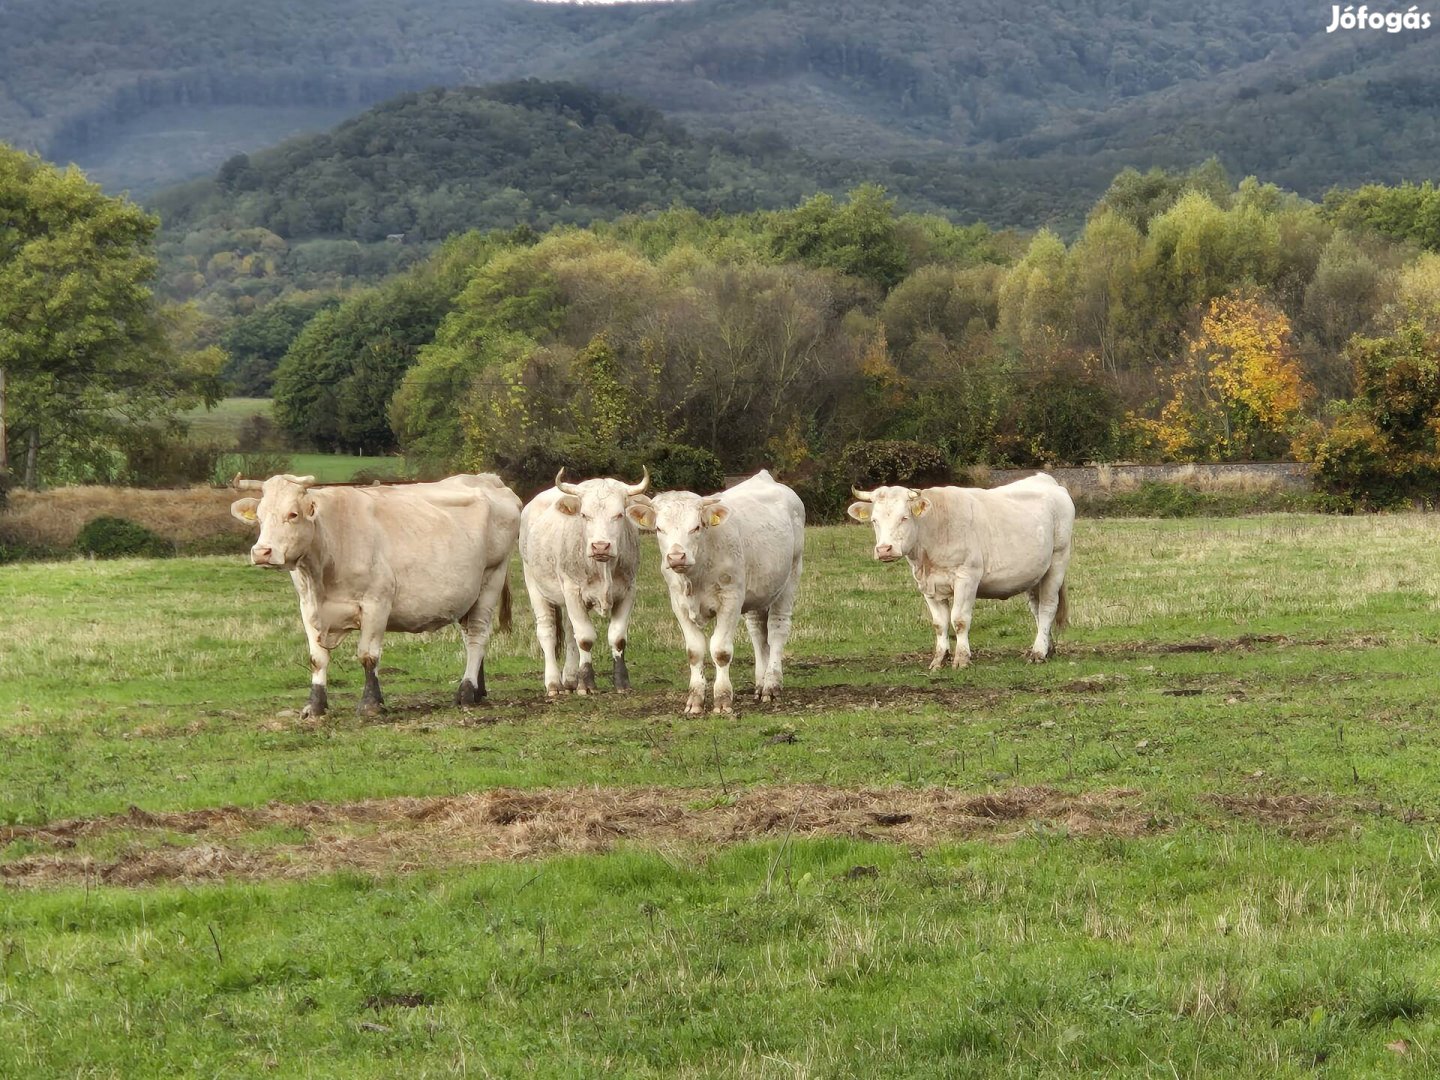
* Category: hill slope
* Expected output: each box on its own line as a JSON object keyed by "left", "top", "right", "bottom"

{"left": 153, "top": 81, "right": 825, "bottom": 243}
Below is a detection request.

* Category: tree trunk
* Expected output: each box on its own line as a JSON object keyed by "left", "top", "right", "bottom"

{"left": 24, "top": 426, "right": 39, "bottom": 489}
{"left": 0, "top": 366, "right": 8, "bottom": 476}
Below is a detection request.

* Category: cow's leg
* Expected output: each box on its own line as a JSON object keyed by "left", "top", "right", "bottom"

{"left": 922, "top": 593, "right": 951, "bottom": 671}
{"left": 709, "top": 599, "right": 744, "bottom": 715}
{"left": 608, "top": 586, "right": 636, "bottom": 692}
{"left": 670, "top": 597, "right": 709, "bottom": 717}
{"left": 1025, "top": 565, "right": 1067, "bottom": 663}
{"left": 560, "top": 615, "right": 581, "bottom": 692}
{"left": 456, "top": 567, "right": 508, "bottom": 705}
{"left": 562, "top": 590, "right": 600, "bottom": 695}
{"left": 524, "top": 570, "right": 564, "bottom": 698}
{"left": 744, "top": 611, "right": 769, "bottom": 701}
{"left": 300, "top": 618, "right": 331, "bottom": 719}
{"left": 293, "top": 573, "right": 330, "bottom": 718}
{"left": 949, "top": 577, "right": 980, "bottom": 669}
{"left": 355, "top": 602, "right": 390, "bottom": 716}
{"left": 761, "top": 571, "right": 801, "bottom": 702}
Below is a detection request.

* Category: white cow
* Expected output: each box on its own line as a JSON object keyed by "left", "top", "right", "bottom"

{"left": 628, "top": 470, "right": 805, "bottom": 715}
{"left": 519, "top": 468, "right": 651, "bottom": 696}
{"left": 231, "top": 473, "right": 521, "bottom": 715}
{"left": 848, "top": 473, "right": 1074, "bottom": 669}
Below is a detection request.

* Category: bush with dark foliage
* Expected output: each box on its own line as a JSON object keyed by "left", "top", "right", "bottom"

{"left": 74, "top": 516, "right": 173, "bottom": 559}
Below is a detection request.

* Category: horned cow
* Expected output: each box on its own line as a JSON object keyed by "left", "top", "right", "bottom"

{"left": 519, "top": 468, "right": 651, "bottom": 696}
{"left": 848, "top": 473, "right": 1074, "bottom": 669}
{"left": 629, "top": 469, "right": 805, "bottom": 715}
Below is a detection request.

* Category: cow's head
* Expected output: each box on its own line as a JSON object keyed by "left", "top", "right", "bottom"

{"left": 847, "top": 485, "right": 931, "bottom": 562}
{"left": 555, "top": 467, "right": 650, "bottom": 562}
{"left": 230, "top": 473, "right": 319, "bottom": 570}
{"left": 626, "top": 491, "right": 729, "bottom": 575}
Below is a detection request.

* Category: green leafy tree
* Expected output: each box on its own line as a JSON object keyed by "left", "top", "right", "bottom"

{"left": 0, "top": 146, "right": 219, "bottom": 487}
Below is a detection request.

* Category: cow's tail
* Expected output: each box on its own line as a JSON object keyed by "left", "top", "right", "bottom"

{"left": 1054, "top": 582, "right": 1069, "bottom": 631}
{"left": 499, "top": 576, "right": 513, "bottom": 634}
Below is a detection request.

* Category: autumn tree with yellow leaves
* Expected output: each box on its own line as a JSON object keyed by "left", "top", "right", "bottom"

{"left": 1142, "top": 291, "right": 1312, "bottom": 461}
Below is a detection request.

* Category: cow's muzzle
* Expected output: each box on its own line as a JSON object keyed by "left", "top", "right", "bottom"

{"left": 666, "top": 556, "right": 692, "bottom": 574}
{"left": 874, "top": 545, "right": 902, "bottom": 563}
{"left": 251, "top": 546, "right": 291, "bottom": 569}
{"left": 589, "top": 541, "right": 614, "bottom": 562}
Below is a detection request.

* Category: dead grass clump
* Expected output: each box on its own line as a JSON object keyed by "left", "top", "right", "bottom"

{"left": 0, "top": 784, "right": 1152, "bottom": 888}
{"left": 0, "top": 486, "right": 250, "bottom": 548}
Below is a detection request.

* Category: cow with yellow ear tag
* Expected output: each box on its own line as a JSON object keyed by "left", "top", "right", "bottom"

{"left": 848, "top": 473, "right": 1074, "bottom": 671}
{"left": 630, "top": 469, "right": 805, "bottom": 716}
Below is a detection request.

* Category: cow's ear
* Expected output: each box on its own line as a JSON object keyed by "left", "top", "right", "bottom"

{"left": 231, "top": 498, "right": 260, "bottom": 524}
{"left": 556, "top": 495, "right": 580, "bottom": 516}
{"left": 704, "top": 503, "right": 730, "bottom": 528}
{"left": 303, "top": 497, "right": 319, "bottom": 521}
{"left": 625, "top": 503, "right": 656, "bottom": 530}
{"left": 846, "top": 502, "right": 872, "bottom": 522}
{"left": 911, "top": 496, "right": 931, "bottom": 518}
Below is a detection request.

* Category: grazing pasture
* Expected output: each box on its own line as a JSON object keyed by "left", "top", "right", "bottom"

{"left": 3, "top": 515, "right": 1440, "bottom": 1076}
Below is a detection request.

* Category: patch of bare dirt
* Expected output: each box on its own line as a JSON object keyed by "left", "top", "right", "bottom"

{"left": 1071, "top": 632, "right": 1390, "bottom": 660}
{"left": 0, "top": 784, "right": 1149, "bottom": 888}
{"left": 1207, "top": 791, "right": 1407, "bottom": 839}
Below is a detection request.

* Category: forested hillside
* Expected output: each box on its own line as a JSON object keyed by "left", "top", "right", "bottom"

{"left": 150, "top": 82, "right": 849, "bottom": 314}
{"left": 8, "top": 0, "right": 1440, "bottom": 208}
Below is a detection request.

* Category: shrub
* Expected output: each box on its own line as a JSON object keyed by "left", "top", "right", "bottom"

{"left": 74, "top": 516, "right": 173, "bottom": 559}
{"left": 0, "top": 469, "right": 12, "bottom": 513}
{"left": 490, "top": 435, "right": 721, "bottom": 498}
{"left": 789, "top": 440, "right": 952, "bottom": 524}
{"left": 840, "top": 440, "right": 951, "bottom": 488}
{"left": 123, "top": 437, "right": 226, "bottom": 488}
{"left": 1302, "top": 324, "right": 1440, "bottom": 510}
{"left": 645, "top": 442, "right": 725, "bottom": 494}
{"left": 214, "top": 451, "right": 294, "bottom": 486}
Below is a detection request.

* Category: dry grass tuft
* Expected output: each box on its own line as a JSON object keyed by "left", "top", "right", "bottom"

{"left": 1, "top": 486, "right": 250, "bottom": 548}
{"left": 1, "top": 784, "right": 1151, "bottom": 887}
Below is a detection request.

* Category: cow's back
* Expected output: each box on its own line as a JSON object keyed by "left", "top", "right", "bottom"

{"left": 915, "top": 475, "right": 1070, "bottom": 595}
{"left": 720, "top": 471, "right": 805, "bottom": 608}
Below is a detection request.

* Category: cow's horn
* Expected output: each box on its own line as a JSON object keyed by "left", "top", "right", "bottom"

{"left": 624, "top": 466, "right": 650, "bottom": 497}
{"left": 851, "top": 486, "right": 875, "bottom": 502}
{"left": 906, "top": 488, "right": 920, "bottom": 500}
{"left": 232, "top": 474, "right": 264, "bottom": 491}
{"left": 555, "top": 468, "right": 584, "bottom": 496}
{"left": 282, "top": 474, "right": 316, "bottom": 487}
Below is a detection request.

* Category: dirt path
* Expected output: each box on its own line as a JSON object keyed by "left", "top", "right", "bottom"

{"left": 1, "top": 784, "right": 1150, "bottom": 887}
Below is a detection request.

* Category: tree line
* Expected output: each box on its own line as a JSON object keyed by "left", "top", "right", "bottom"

{"left": 265, "top": 170, "right": 1440, "bottom": 510}
{"left": 7, "top": 140, "right": 1440, "bottom": 515}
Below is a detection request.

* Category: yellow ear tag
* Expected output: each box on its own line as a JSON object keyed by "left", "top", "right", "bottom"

{"left": 912, "top": 499, "right": 928, "bottom": 518}
{"left": 848, "top": 504, "right": 871, "bottom": 521}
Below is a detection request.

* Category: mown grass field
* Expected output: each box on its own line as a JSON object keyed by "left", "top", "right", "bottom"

{"left": 182, "top": 398, "right": 411, "bottom": 483}
{"left": 3, "top": 515, "right": 1440, "bottom": 1076}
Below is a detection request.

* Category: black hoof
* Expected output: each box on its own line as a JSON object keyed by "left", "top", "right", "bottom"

{"left": 579, "top": 662, "right": 597, "bottom": 693}
{"left": 455, "top": 679, "right": 482, "bottom": 706}
{"left": 613, "top": 655, "right": 631, "bottom": 691}
{"left": 303, "top": 685, "right": 329, "bottom": 718}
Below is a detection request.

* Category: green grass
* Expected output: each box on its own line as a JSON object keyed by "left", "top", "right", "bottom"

{"left": 180, "top": 397, "right": 274, "bottom": 445}
{"left": 183, "top": 398, "right": 409, "bottom": 482}
{"left": 284, "top": 452, "right": 411, "bottom": 483}
{"left": 4, "top": 516, "right": 1440, "bottom": 1075}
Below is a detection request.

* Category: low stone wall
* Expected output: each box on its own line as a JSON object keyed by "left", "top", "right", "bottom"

{"left": 984, "top": 462, "right": 1313, "bottom": 495}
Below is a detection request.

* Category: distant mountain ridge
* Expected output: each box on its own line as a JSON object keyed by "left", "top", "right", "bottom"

{"left": 6, "top": 0, "right": 1440, "bottom": 214}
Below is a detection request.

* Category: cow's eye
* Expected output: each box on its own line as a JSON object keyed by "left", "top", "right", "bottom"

{"left": 613, "top": 512, "right": 623, "bottom": 521}
{"left": 286, "top": 511, "right": 299, "bottom": 522}
{"left": 689, "top": 525, "right": 700, "bottom": 534}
